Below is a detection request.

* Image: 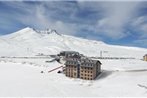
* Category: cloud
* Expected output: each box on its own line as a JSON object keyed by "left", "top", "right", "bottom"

{"left": 1, "top": 1, "right": 147, "bottom": 48}
{"left": 96, "top": 18, "right": 127, "bottom": 39}
{"left": 2, "top": 1, "right": 141, "bottom": 39}
{"left": 1, "top": 1, "right": 80, "bottom": 35}
{"left": 129, "top": 15, "right": 147, "bottom": 40}
{"left": 76, "top": 1, "right": 141, "bottom": 39}
{"left": 30, "top": 2, "right": 77, "bottom": 35}
{"left": 95, "top": 2, "right": 140, "bottom": 39}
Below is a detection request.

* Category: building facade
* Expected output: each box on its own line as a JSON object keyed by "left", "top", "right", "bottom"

{"left": 65, "top": 57, "right": 101, "bottom": 80}
{"left": 65, "top": 59, "right": 79, "bottom": 78}
{"left": 143, "top": 54, "right": 147, "bottom": 61}
{"left": 80, "top": 58, "right": 101, "bottom": 80}
{"left": 58, "top": 51, "right": 81, "bottom": 64}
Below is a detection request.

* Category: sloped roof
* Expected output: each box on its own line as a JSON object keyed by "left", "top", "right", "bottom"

{"left": 144, "top": 54, "right": 147, "bottom": 57}
{"left": 60, "top": 51, "right": 79, "bottom": 54}
{"left": 81, "top": 58, "right": 101, "bottom": 67}
{"left": 64, "top": 58, "right": 79, "bottom": 66}
{"left": 65, "top": 57, "right": 101, "bottom": 67}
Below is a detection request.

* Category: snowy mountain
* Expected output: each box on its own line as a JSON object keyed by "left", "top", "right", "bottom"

{"left": 0, "top": 27, "right": 147, "bottom": 59}
{"left": 0, "top": 27, "right": 147, "bottom": 97}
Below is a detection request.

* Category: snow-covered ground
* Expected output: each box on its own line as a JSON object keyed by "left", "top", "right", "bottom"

{"left": 0, "top": 27, "right": 147, "bottom": 97}
{"left": 0, "top": 58, "right": 147, "bottom": 97}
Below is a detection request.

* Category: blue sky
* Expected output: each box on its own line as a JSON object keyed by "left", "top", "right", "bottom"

{"left": 0, "top": 1, "right": 147, "bottom": 48}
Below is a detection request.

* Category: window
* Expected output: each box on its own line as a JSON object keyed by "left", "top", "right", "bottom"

{"left": 74, "top": 73, "right": 76, "bottom": 76}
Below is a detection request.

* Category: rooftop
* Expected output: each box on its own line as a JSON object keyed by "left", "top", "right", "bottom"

{"left": 60, "top": 51, "right": 79, "bottom": 53}
{"left": 65, "top": 56, "right": 101, "bottom": 67}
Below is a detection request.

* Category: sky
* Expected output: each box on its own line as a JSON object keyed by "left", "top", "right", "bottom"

{"left": 0, "top": 1, "right": 147, "bottom": 48}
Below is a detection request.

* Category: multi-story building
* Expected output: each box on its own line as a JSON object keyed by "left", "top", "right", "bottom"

{"left": 65, "top": 57, "right": 101, "bottom": 80}
{"left": 80, "top": 58, "right": 101, "bottom": 80}
{"left": 143, "top": 54, "right": 147, "bottom": 61}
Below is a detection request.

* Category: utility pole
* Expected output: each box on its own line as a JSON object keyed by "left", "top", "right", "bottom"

{"left": 100, "top": 51, "right": 102, "bottom": 57}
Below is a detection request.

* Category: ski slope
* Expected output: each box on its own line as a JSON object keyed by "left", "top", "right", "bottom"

{"left": 0, "top": 27, "right": 146, "bottom": 59}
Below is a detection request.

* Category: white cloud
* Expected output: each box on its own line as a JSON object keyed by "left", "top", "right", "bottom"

{"left": 2, "top": 1, "right": 145, "bottom": 41}
{"left": 131, "top": 16, "right": 145, "bottom": 26}
{"left": 76, "top": 1, "right": 141, "bottom": 39}
{"left": 95, "top": 2, "right": 140, "bottom": 39}
{"left": 10, "top": 2, "right": 79, "bottom": 35}
{"left": 52, "top": 21, "right": 78, "bottom": 35}
{"left": 96, "top": 18, "right": 126, "bottom": 39}
{"left": 131, "top": 16, "right": 147, "bottom": 38}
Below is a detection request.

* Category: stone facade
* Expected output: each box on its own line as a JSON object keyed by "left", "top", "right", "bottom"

{"left": 65, "top": 56, "right": 101, "bottom": 80}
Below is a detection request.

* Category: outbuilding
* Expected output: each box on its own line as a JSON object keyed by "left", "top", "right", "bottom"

{"left": 143, "top": 54, "right": 147, "bottom": 61}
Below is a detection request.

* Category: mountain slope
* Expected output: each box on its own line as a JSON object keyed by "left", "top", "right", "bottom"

{"left": 0, "top": 27, "right": 146, "bottom": 58}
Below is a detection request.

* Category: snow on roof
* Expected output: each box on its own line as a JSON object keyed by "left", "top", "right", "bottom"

{"left": 65, "top": 56, "right": 101, "bottom": 67}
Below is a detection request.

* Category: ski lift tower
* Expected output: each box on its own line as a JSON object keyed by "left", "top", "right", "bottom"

{"left": 100, "top": 50, "right": 108, "bottom": 57}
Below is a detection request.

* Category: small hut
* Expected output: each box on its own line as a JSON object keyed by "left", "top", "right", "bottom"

{"left": 143, "top": 54, "right": 147, "bottom": 61}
